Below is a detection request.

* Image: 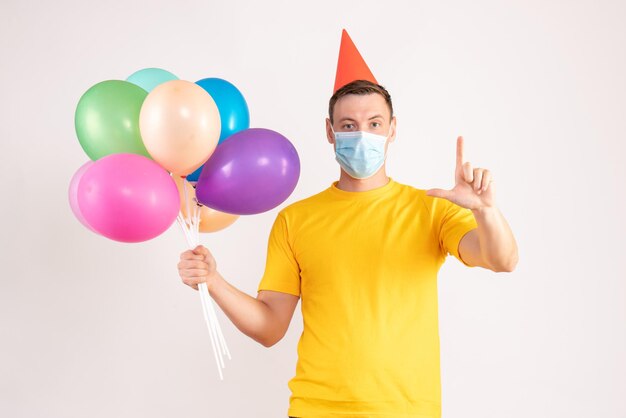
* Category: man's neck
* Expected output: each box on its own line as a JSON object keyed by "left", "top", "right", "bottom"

{"left": 336, "top": 167, "right": 390, "bottom": 192}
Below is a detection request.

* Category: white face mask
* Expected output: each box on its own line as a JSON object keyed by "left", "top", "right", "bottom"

{"left": 330, "top": 125, "right": 392, "bottom": 179}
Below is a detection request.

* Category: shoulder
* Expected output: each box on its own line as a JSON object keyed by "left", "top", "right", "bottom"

{"left": 393, "top": 180, "right": 425, "bottom": 197}
{"left": 276, "top": 187, "right": 331, "bottom": 219}
{"left": 392, "top": 180, "right": 455, "bottom": 215}
{"left": 392, "top": 180, "right": 431, "bottom": 207}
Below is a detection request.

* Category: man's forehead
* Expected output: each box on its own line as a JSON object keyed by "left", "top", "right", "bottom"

{"left": 334, "top": 94, "right": 390, "bottom": 120}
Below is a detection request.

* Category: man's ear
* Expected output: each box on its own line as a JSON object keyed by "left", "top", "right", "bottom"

{"left": 326, "top": 118, "right": 335, "bottom": 144}
{"left": 389, "top": 116, "right": 397, "bottom": 143}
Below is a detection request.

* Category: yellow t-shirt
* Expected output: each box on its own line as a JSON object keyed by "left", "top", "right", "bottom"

{"left": 258, "top": 178, "right": 478, "bottom": 418}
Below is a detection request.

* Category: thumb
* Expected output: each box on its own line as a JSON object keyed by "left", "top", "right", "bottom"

{"left": 426, "top": 188, "right": 452, "bottom": 199}
{"left": 193, "top": 244, "right": 209, "bottom": 256}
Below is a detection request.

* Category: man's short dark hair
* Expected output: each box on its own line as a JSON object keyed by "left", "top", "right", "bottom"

{"left": 328, "top": 80, "right": 393, "bottom": 124}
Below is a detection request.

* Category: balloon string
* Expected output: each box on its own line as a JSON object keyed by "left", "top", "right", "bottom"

{"left": 176, "top": 213, "right": 194, "bottom": 247}
{"left": 177, "top": 214, "right": 223, "bottom": 379}
{"left": 178, "top": 178, "right": 231, "bottom": 374}
{"left": 190, "top": 202, "right": 231, "bottom": 361}
{"left": 193, "top": 203, "right": 200, "bottom": 243}
{"left": 192, "top": 199, "right": 231, "bottom": 360}
{"left": 200, "top": 283, "right": 225, "bottom": 370}
{"left": 183, "top": 177, "right": 192, "bottom": 228}
{"left": 181, "top": 196, "right": 230, "bottom": 374}
{"left": 209, "top": 293, "right": 232, "bottom": 359}
{"left": 199, "top": 282, "right": 224, "bottom": 379}
{"left": 176, "top": 209, "right": 227, "bottom": 380}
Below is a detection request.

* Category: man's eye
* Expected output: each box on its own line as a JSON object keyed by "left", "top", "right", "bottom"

{"left": 342, "top": 124, "right": 354, "bottom": 129}
{"left": 372, "top": 122, "right": 381, "bottom": 128}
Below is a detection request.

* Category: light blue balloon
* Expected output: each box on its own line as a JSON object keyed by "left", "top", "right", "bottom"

{"left": 126, "top": 68, "right": 178, "bottom": 92}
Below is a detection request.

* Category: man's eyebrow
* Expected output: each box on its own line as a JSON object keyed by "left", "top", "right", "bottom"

{"left": 338, "top": 115, "right": 384, "bottom": 123}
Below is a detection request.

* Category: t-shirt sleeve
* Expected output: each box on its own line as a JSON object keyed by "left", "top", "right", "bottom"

{"left": 257, "top": 211, "right": 301, "bottom": 296}
{"left": 438, "top": 199, "right": 478, "bottom": 267}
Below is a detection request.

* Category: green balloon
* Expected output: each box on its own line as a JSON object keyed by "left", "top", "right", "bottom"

{"left": 75, "top": 80, "right": 151, "bottom": 160}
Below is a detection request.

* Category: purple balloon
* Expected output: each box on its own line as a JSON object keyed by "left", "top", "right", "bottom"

{"left": 77, "top": 153, "right": 180, "bottom": 243}
{"left": 195, "top": 128, "right": 300, "bottom": 215}
{"left": 68, "top": 160, "right": 98, "bottom": 233}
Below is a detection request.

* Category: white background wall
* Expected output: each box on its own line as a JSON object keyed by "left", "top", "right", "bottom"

{"left": 1, "top": 0, "right": 624, "bottom": 417}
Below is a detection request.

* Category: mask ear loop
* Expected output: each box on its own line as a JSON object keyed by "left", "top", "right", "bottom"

{"left": 383, "top": 124, "right": 393, "bottom": 165}
{"left": 386, "top": 119, "right": 395, "bottom": 142}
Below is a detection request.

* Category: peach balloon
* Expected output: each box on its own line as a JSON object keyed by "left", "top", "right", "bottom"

{"left": 173, "top": 175, "right": 239, "bottom": 233}
{"left": 140, "top": 80, "right": 221, "bottom": 175}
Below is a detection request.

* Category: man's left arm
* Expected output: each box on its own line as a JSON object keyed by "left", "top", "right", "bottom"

{"left": 458, "top": 207, "right": 518, "bottom": 272}
{"left": 427, "top": 135, "right": 518, "bottom": 273}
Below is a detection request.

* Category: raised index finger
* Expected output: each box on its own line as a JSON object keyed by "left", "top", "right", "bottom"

{"left": 456, "top": 136, "right": 464, "bottom": 170}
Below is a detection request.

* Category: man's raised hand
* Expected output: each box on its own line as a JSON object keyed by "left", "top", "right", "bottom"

{"left": 426, "top": 136, "right": 495, "bottom": 210}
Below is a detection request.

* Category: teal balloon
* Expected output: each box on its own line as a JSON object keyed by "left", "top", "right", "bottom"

{"left": 195, "top": 78, "right": 250, "bottom": 144}
{"left": 183, "top": 78, "right": 251, "bottom": 179}
{"left": 127, "top": 68, "right": 178, "bottom": 92}
{"left": 75, "top": 80, "right": 151, "bottom": 161}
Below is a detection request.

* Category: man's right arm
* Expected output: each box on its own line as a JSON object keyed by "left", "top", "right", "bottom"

{"left": 178, "top": 245, "right": 299, "bottom": 348}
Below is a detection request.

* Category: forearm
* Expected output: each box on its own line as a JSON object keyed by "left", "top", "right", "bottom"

{"left": 205, "top": 271, "right": 279, "bottom": 347}
{"left": 471, "top": 206, "right": 519, "bottom": 272}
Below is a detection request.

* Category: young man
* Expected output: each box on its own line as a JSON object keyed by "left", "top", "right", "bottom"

{"left": 178, "top": 80, "right": 518, "bottom": 418}
{"left": 178, "top": 31, "right": 518, "bottom": 418}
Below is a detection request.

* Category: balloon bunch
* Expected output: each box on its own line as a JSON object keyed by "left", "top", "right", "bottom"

{"left": 69, "top": 68, "right": 301, "bottom": 379}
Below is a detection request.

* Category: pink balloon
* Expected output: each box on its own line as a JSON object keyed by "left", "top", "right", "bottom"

{"left": 68, "top": 161, "right": 98, "bottom": 233}
{"left": 77, "top": 153, "right": 180, "bottom": 243}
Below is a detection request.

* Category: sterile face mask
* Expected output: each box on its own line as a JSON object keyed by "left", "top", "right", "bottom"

{"left": 330, "top": 125, "right": 392, "bottom": 179}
